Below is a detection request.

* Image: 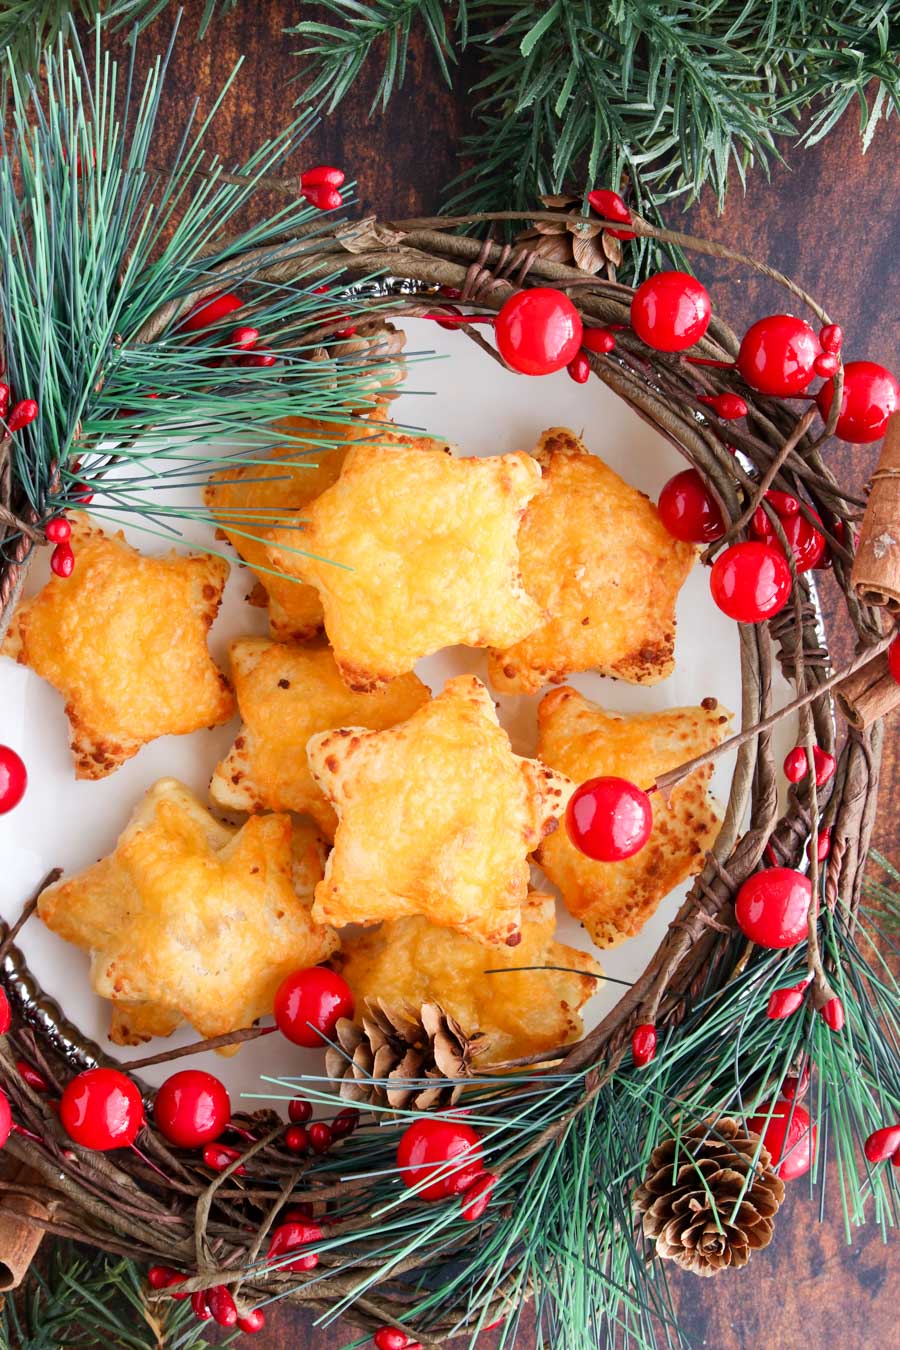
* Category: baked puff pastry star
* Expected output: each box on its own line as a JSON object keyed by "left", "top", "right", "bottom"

{"left": 1, "top": 518, "right": 234, "bottom": 778}
{"left": 308, "top": 675, "right": 573, "bottom": 947}
{"left": 487, "top": 428, "right": 696, "bottom": 694}
{"left": 336, "top": 892, "right": 602, "bottom": 1064}
{"left": 37, "top": 780, "right": 337, "bottom": 1048}
{"left": 269, "top": 442, "right": 545, "bottom": 690}
{"left": 535, "top": 687, "right": 731, "bottom": 947}
{"left": 209, "top": 637, "right": 430, "bottom": 836}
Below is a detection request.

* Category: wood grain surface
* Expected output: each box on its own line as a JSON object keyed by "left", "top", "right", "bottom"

{"left": 75, "top": 6, "right": 899, "bottom": 1346}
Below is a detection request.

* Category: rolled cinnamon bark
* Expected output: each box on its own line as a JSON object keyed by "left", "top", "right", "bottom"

{"left": 852, "top": 413, "right": 900, "bottom": 612}
{"left": 836, "top": 650, "right": 900, "bottom": 729}
{"left": 0, "top": 1166, "right": 55, "bottom": 1290}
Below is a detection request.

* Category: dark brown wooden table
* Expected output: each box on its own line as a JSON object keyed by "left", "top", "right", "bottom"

{"left": 85, "top": 6, "right": 899, "bottom": 1346}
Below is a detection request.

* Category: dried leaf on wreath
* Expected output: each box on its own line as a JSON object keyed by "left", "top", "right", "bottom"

{"left": 336, "top": 216, "right": 407, "bottom": 253}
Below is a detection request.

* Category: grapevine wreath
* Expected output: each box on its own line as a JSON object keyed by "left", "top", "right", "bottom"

{"left": 0, "top": 31, "right": 899, "bottom": 1350}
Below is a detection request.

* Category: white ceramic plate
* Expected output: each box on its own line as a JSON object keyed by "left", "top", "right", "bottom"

{"left": 0, "top": 320, "right": 796, "bottom": 1105}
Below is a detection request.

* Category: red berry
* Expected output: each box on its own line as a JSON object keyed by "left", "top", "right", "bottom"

{"left": 889, "top": 634, "right": 900, "bottom": 685}
{"left": 566, "top": 776, "right": 653, "bottom": 863}
{"left": 308, "top": 1121, "right": 332, "bottom": 1153}
{"left": 191, "top": 1290, "right": 212, "bottom": 1321}
{"left": 301, "top": 165, "right": 345, "bottom": 189}
{"left": 273, "top": 967, "right": 355, "bottom": 1047}
{"left": 657, "top": 468, "right": 725, "bottom": 543}
{"left": 813, "top": 827, "right": 832, "bottom": 862}
{"left": 818, "top": 324, "right": 843, "bottom": 355}
{"left": 631, "top": 1024, "right": 657, "bottom": 1067}
{"left": 202, "top": 1143, "right": 246, "bottom": 1175}
{"left": 751, "top": 506, "right": 825, "bottom": 572}
{"left": 238, "top": 1308, "right": 266, "bottom": 1333}
{"left": 396, "top": 1117, "right": 483, "bottom": 1200}
{"left": 268, "top": 1220, "right": 323, "bottom": 1272}
{"left": 148, "top": 1265, "right": 179, "bottom": 1290}
{"left": 50, "top": 542, "right": 75, "bottom": 578}
{"left": 0, "top": 384, "right": 9, "bottom": 417}
{"left": 735, "top": 868, "right": 812, "bottom": 948}
{"left": 0, "top": 1089, "right": 10, "bottom": 1150}
{"left": 811, "top": 745, "right": 835, "bottom": 787}
{"left": 288, "top": 1097, "right": 312, "bottom": 1124}
{"left": 301, "top": 183, "right": 343, "bottom": 210}
{"left": 782, "top": 1063, "right": 810, "bottom": 1101}
{"left": 816, "top": 360, "right": 900, "bottom": 443}
{"left": 16, "top": 1059, "right": 49, "bottom": 1092}
{"left": 819, "top": 995, "right": 844, "bottom": 1032}
{"left": 45, "top": 516, "right": 71, "bottom": 543}
{"left": 283, "top": 1203, "right": 314, "bottom": 1221}
{"left": 7, "top": 399, "right": 38, "bottom": 433}
{"left": 567, "top": 352, "right": 590, "bottom": 384}
{"left": 630, "top": 271, "right": 711, "bottom": 352}
{"left": 153, "top": 1070, "right": 230, "bottom": 1149}
{"left": 284, "top": 1125, "right": 310, "bottom": 1153}
{"left": 709, "top": 541, "right": 792, "bottom": 623}
{"left": 332, "top": 1107, "right": 360, "bottom": 1138}
{"left": 238, "top": 350, "right": 277, "bottom": 367}
{"left": 764, "top": 489, "right": 799, "bottom": 516}
{"left": 766, "top": 981, "right": 808, "bottom": 1019}
{"left": 708, "top": 392, "right": 748, "bottom": 420}
{"left": 207, "top": 1285, "right": 238, "bottom": 1328}
{"left": 737, "top": 315, "right": 819, "bottom": 397}
{"left": 783, "top": 746, "right": 808, "bottom": 783}
{"left": 495, "top": 288, "right": 583, "bottom": 376}
{"left": 0, "top": 987, "right": 10, "bottom": 1035}
{"left": 180, "top": 291, "right": 242, "bottom": 333}
{"left": 73, "top": 482, "right": 93, "bottom": 504}
{"left": 0, "top": 746, "right": 27, "bottom": 814}
{"left": 814, "top": 353, "right": 839, "bottom": 378}
{"left": 582, "top": 327, "right": 616, "bottom": 354}
{"left": 461, "top": 1171, "right": 497, "bottom": 1222}
{"left": 374, "top": 1330, "right": 411, "bottom": 1350}
{"left": 60, "top": 1068, "right": 144, "bottom": 1151}
{"left": 747, "top": 1100, "right": 816, "bottom": 1180}
{"left": 586, "top": 189, "right": 635, "bottom": 239}
{"left": 864, "top": 1125, "right": 900, "bottom": 1164}
{"left": 230, "top": 325, "right": 259, "bottom": 350}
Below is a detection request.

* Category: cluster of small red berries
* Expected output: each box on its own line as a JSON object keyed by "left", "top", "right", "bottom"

{"left": 179, "top": 291, "right": 278, "bottom": 367}
{"left": 299, "top": 165, "right": 345, "bottom": 212}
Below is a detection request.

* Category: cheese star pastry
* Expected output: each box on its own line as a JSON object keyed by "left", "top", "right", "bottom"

{"left": 1, "top": 518, "right": 234, "bottom": 778}
{"left": 487, "top": 427, "right": 695, "bottom": 694}
{"left": 270, "top": 443, "right": 545, "bottom": 690}
{"left": 336, "top": 892, "right": 602, "bottom": 1064}
{"left": 37, "top": 781, "right": 337, "bottom": 1049}
{"left": 209, "top": 638, "right": 430, "bottom": 836}
{"left": 308, "top": 675, "right": 572, "bottom": 947}
{"left": 535, "top": 686, "right": 732, "bottom": 947}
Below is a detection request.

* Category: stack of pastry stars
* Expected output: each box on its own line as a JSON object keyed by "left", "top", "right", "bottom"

{"left": 3, "top": 408, "right": 730, "bottom": 1065}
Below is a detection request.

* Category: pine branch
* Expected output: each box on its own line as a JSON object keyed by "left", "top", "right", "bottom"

{"left": 0, "top": 1, "right": 239, "bottom": 70}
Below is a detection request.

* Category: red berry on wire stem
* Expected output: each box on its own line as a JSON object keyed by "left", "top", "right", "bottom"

{"left": 60, "top": 1068, "right": 144, "bottom": 1151}
{"left": 374, "top": 1329, "right": 413, "bottom": 1350}
{"left": 814, "top": 353, "right": 839, "bottom": 379}
{"left": 230, "top": 325, "right": 259, "bottom": 351}
{"left": 288, "top": 1097, "right": 312, "bottom": 1124}
{"left": 202, "top": 1143, "right": 247, "bottom": 1175}
{"left": 863, "top": 1125, "right": 900, "bottom": 1164}
{"left": 811, "top": 745, "right": 835, "bottom": 786}
{"left": 191, "top": 1290, "right": 212, "bottom": 1322}
{"left": 783, "top": 747, "right": 808, "bottom": 783}
{"left": 461, "top": 1171, "right": 497, "bottom": 1222}
{"left": 813, "top": 827, "right": 832, "bottom": 862}
{"left": 309, "top": 1121, "right": 333, "bottom": 1154}
{"left": 582, "top": 327, "right": 616, "bottom": 354}
{"left": 7, "top": 399, "right": 38, "bottom": 432}
{"left": 284, "top": 1125, "right": 310, "bottom": 1153}
{"left": 631, "top": 1024, "right": 657, "bottom": 1067}
{"left": 747, "top": 1100, "right": 816, "bottom": 1180}
{"left": 764, "top": 489, "right": 800, "bottom": 516}
{"left": 153, "top": 1069, "right": 231, "bottom": 1149}
{"left": 238, "top": 1308, "right": 266, "bottom": 1334}
{"left": 0, "top": 383, "right": 9, "bottom": 417}
{"left": 709, "top": 541, "right": 792, "bottom": 623}
{"left": 332, "top": 1107, "right": 360, "bottom": 1138}
{"left": 566, "top": 776, "right": 653, "bottom": 863}
{"left": 818, "top": 324, "right": 843, "bottom": 355}
{"left": 737, "top": 315, "right": 819, "bottom": 397}
{"left": 207, "top": 1285, "right": 238, "bottom": 1328}
{"left": 268, "top": 1220, "right": 323, "bottom": 1272}
{"left": 45, "top": 516, "right": 71, "bottom": 543}
{"left": 396, "top": 1117, "right": 483, "bottom": 1200}
{"left": 148, "top": 1265, "right": 179, "bottom": 1290}
{"left": 735, "top": 868, "right": 812, "bottom": 948}
{"left": 0, "top": 746, "right": 27, "bottom": 814}
{"left": 657, "top": 468, "right": 725, "bottom": 543}
{"left": 630, "top": 272, "right": 711, "bottom": 352}
{"left": 495, "top": 288, "right": 583, "bottom": 376}
{"left": 815, "top": 360, "right": 900, "bottom": 443}
{"left": 301, "top": 183, "right": 343, "bottom": 210}
{"left": 819, "top": 996, "right": 844, "bottom": 1032}
{"left": 238, "top": 350, "right": 277, "bottom": 367}
{"left": 750, "top": 504, "right": 825, "bottom": 572}
{"left": 273, "top": 966, "right": 354, "bottom": 1047}
{"left": 567, "top": 352, "right": 590, "bottom": 384}
{"left": 16, "top": 1059, "right": 49, "bottom": 1092}
{"left": 766, "top": 981, "right": 808, "bottom": 1020}
{"left": 50, "top": 542, "right": 75, "bottom": 578}
{"left": 179, "top": 291, "right": 242, "bottom": 333}
{"left": 586, "top": 189, "right": 635, "bottom": 239}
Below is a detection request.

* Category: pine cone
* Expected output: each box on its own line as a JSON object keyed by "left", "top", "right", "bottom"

{"left": 633, "top": 1118, "right": 785, "bottom": 1276}
{"left": 515, "top": 193, "right": 622, "bottom": 274}
{"left": 325, "top": 1001, "right": 485, "bottom": 1111}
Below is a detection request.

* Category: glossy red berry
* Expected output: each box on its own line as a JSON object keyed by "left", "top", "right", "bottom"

{"left": 751, "top": 505, "right": 825, "bottom": 572}
{"left": 45, "top": 516, "right": 71, "bottom": 543}
{"left": 0, "top": 987, "right": 10, "bottom": 1036}
{"left": 268, "top": 1220, "right": 323, "bottom": 1272}
{"left": 238, "top": 1308, "right": 266, "bottom": 1334}
{"left": 0, "top": 746, "right": 27, "bottom": 814}
{"left": 782, "top": 1063, "right": 810, "bottom": 1101}
{"left": 179, "top": 291, "right": 242, "bottom": 333}
{"left": 207, "top": 1285, "right": 238, "bottom": 1328}
{"left": 50, "top": 542, "right": 75, "bottom": 578}
{"left": 705, "top": 392, "right": 748, "bottom": 420}
{"left": 148, "top": 1265, "right": 180, "bottom": 1290}
{"left": 783, "top": 746, "right": 808, "bottom": 783}
{"left": 764, "top": 489, "right": 799, "bottom": 516}
{"left": 73, "top": 481, "right": 93, "bottom": 504}
{"left": 202, "top": 1143, "right": 246, "bottom": 1175}
{"left": 495, "top": 288, "right": 583, "bottom": 376}
{"left": 16, "top": 1059, "right": 49, "bottom": 1092}
{"left": 60, "top": 1068, "right": 144, "bottom": 1151}
{"left": 566, "top": 776, "right": 653, "bottom": 862}
{"left": 811, "top": 745, "right": 835, "bottom": 786}
{"left": 582, "top": 327, "right": 616, "bottom": 354}
{"left": 818, "top": 324, "right": 843, "bottom": 355}
{"left": 735, "top": 868, "right": 811, "bottom": 948}
{"left": 0, "top": 384, "right": 9, "bottom": 418}
{"left": 230, "top": 325, "right": 259, "bottom": 351}
{"left": 300, "top": 166, "right": 345, "bottom": 210}
{"left": 657, "top": 468, "right": 725, "bottom": 543}
{"left": 7, "top": 399, "right": 38, "bottom": 432}
{"left": 374, "top": 1329, "right": 412, "bottom": 1350}
{"left": 747, "top": 1100, "right": 815, "bottom": 1180}
{"left": 309, "top": 1121, "right": 333, "bottom": 1153}
{"left": 238, "top": 350, "right": 277, "bottom": 367}
{"left": 284, "top": 1125, "right": 310, "bottom": 1153}
{"left": 273, "top": 966, "right": 355, "bottom": 1047}
{"left": 814, "top": 353, "right": 839, "bottom": 379}
{"left": 709, "top": 541, "right": 792, "bottom": 623}
{"left": 819, "top": 996, "right": 844, "bottom": 1031}
{"left": 461, "top": 1171, "right": 497, "bottom": 1222}
{"left": 586, "top": 189, "right": 635, "bottom": 239}
{"left": 332, "top": 1107, "right": 360, "bottom": 1138}
{"left": 0, "top": 1089, "right": 10, "bottom": 1150}
{"left": 864, "top": 1125, "right": 900, "bottom": 1164}
{"left": 814, "top": 827, "right": 832, "bottom": 862}
{"left": 737, "top": 315, "right": 819, "bottom": 396}
{"left": 631, "top": 1024, "right": 657, "bottom": 1067}
{"left": 153, "top": 1070, "right": 231, "bottom": 1149}
{"left": 766, "top": 981, "right": 808, "bottom": 1019}
{"left": 816, "top": 360, "right": 900, "bottom": 443}
{"left": 288, "top": 1097, "right": 312, "bottom": 1124}
{"left": 630, "top": 271, "right": 711, "bottom": 352}
{"left": 567, "top": 352, "right": 590, "bottom": 384}
{"left": 302, "top": 183, "right": 343, "bottom": 209}
{"left": 396, "top": 1117, "right": 483, "bottom": 1201}
{"left": 191, "top": 1290, "right": 212, "bottom": 1321}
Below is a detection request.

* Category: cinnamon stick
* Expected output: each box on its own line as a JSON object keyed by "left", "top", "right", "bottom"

{"left": 836, "top": 650, "right": 900, "bottom": 729}
{"left": 0, "top": 1165, "right": 57, "bottom": 1290}
{"left": 852, "top": 412, "right": 900, "bottom": 612}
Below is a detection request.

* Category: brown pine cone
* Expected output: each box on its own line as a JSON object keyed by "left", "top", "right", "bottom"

{"left": 633, "top": 1117, "right": 785, "bottom": 1276}
{"left": 325, "top": 1001, "right": 486, "bottom": 1111}
{"left": 515, "top": 193, "right": 623, "bottom": 274}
